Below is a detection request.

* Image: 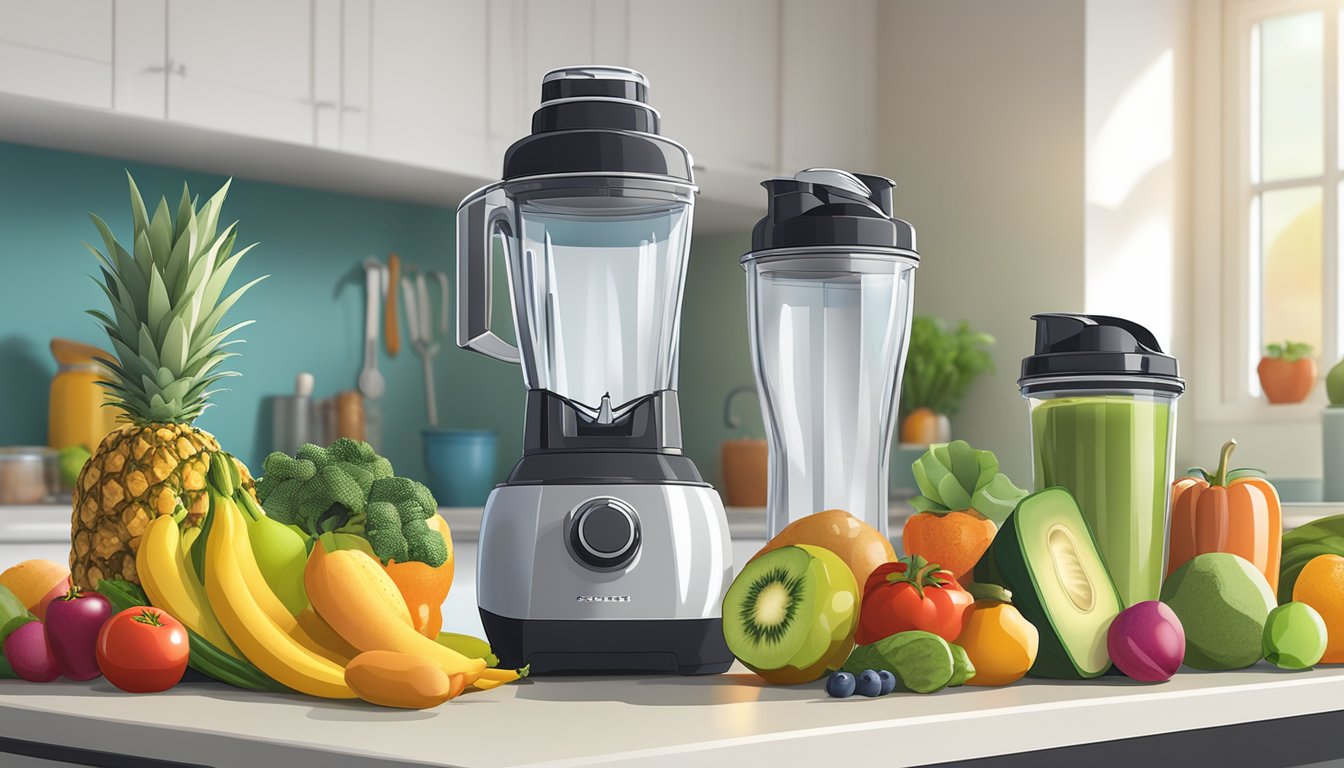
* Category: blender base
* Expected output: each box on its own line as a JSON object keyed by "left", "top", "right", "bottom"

{"left": 480, "top": 609, "right": 733, "bottom": 675}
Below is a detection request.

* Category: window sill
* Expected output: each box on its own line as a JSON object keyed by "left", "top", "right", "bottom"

{"left": 1193, "top": 395, "right": 1328, "bottom": 424}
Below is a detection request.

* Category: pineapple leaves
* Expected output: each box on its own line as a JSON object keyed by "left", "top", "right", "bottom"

{"left": 161, "top": 316, "right": 190, "bottom": 375}
{"left": 127, "top": 172, "right": 151, "bottom": 239}
{"left": 910, "top": 440, "right": 1028, "bottom": 527}
{"left": 148, "top": 197, "right": 174, "bottom": 266}
{"left": 87, "top": 174, "right": 261, "bottom": 425}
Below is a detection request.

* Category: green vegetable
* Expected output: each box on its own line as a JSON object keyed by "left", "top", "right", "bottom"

{"left": 257, "top": 438, "right": 446, "bottom": 567}
{"left": 1265, "top": 341, "right": 1314, "bottom": 362}
{"left": 841, "top": 630, "right": 961, "bottom": 694}
{"left": 1280, "top": 513, "right": 1344, "bottom": 602}
{"left": 96, "top": 578, "right": 288, "bottom": 693}
{"left": 948, "top": 642, "right": 975, "bottom": 686}
{"left": 901, "top": 317, "right": 995, "bottom": 419}
{"left": 0, "top": 584, "right": 36, "bottom": 680}
{"left": 987, "top": 487, "right": 1123, "bottom": 679}
{"left": 911, "top": 440, "right": 1027, "bottom": 526}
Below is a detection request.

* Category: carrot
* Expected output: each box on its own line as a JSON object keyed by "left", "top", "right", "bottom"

{"left": 902, "top": 509, "right": 997, "bottom": 581}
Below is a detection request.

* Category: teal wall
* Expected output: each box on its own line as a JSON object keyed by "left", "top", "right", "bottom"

{"left": 0, "top": 141, "right": 758, "bottom": 491}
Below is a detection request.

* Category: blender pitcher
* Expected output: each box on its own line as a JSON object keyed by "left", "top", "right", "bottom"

{"left": 743, "top": 169, "right": 920, "bottom": 539}
{"left": 456, "top": 66, "right": 733, "bottom": 675}
{"left": 1019, "top": 313, "right": 1185, "bottom": 606}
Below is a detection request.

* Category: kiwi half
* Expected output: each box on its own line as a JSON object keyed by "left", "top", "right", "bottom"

{"left": 723, "top": 544, "right": 859, "bottom": 684}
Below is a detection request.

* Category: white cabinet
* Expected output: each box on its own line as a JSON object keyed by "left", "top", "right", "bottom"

{"left": 363, "top": 0, "right": 491, "bottom": 178}
{"left": 0, "top": 1, "right": 113, "bottom": 109}
{"left": 112, "top": 1, "right": 167, "bottom": 118}
{"left": 340, "top": 0, "right": 372, "bottom": 154}
{"left": 164, "top": 0, "right": 317, "bottom": 145}
{"left": 627, "top": 0, "right": 779, "bottom": 194}
{"left": 486, "top": 0, "right": 629, "bottom": 167}
{"left": 778, "top": 0, "right": 878, "bottom": 175}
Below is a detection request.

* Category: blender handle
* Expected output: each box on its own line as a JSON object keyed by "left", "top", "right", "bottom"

{"left": 455, "top": 188, "right": 521, "bottom": 364}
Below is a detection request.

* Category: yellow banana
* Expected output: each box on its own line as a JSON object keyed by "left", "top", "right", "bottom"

{"left": 305, "top": 539, "right": 487, "bottom": 684}
{"left": 213, "top": 497, "right": 349, "bottom": 666}
{"left": 204, "top": 493, "right": 355, "bottom": 699}
{"left": 137, "top": 513, "right": 240, "bottom": 657}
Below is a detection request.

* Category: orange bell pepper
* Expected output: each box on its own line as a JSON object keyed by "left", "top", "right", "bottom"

{"left": 1168, "top": 439, "right": 1282, "bottom": 593}
{"left": 382, "top": 515, "right": 455, "bottom": 638}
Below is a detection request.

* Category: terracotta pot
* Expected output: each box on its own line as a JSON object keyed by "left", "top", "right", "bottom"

{"left": 721, "top": 439, "right": 767, "bottom": 507}
{"left": 900, "top": 408, "right": 951, "bottom": 445}
{"left": 1257, "top": 357, "right": 1316, "bottom": 404}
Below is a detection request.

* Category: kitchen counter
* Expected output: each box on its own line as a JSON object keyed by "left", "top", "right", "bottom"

{"left": 4, "top": 664, "right": 1344, "bottom": 766}
{"left": 2, "top": 504, "right": 920, "bottom": 544}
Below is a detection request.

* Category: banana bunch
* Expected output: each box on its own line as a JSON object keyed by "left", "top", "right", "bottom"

{"left": 201, "top": 455, "right": 356, "bottom": 699}
{"left": 1281, "top": 514, "right": 1344, "bottom": 602}
{"left": 136, "top": 451, "right": 520, "bottom": 706}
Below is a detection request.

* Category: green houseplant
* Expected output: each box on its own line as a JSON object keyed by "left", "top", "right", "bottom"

{"left": 899, "top": 317, "right": 995, "bottom": 445}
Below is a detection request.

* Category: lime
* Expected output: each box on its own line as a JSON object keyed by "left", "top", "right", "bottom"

{"left": 1263, "top": 602, "right": 1328, "bottom": 670}
{"left": 57, "top": 446, "right": 90, "bottom": 489}
{"left": 1328, "top": 359, "right": 1344, "bottom": 406}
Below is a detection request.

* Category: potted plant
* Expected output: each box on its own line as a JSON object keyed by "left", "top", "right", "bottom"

{"left": 899, "top": 317, "right": 995, "bottom": 444}
{"left": 1258, "top": 341, "right": 1316, "bottom": 404}
{"left": 1324, "top": 360, "right": 1344, "bottom": 502}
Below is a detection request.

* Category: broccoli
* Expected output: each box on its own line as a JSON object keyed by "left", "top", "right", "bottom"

{"left": 256, "top": 438, "right": 447, "bottom": 567}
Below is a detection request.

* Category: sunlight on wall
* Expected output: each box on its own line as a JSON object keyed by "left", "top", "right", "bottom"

{"left": 1086, "top": 50, "right": 1174, "bottom": 211}
{"left": 1084, "top": 43, "right": 1177, "bottom": 348}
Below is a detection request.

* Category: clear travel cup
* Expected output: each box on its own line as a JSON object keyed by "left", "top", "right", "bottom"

{"left": 743, "top": 169, "right": 920, "bottom": 539}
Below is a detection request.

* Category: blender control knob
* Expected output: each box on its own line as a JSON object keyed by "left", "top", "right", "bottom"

{"left": 569, "top": 498, "right": 641, "bottom": 570}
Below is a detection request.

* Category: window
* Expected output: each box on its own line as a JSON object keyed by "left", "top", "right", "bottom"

{"left": 1226, "top": 0, "right": 1338, "bottom": 403}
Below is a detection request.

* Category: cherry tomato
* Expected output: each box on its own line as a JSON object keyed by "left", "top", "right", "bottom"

{"left": 95, "top": 607, "right": 189, "bottom": 693}
{"left": 855, "top": 555, "right": 974, "bottom": 644}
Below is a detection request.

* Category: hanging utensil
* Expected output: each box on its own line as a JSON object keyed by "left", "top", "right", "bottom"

{"left": 385, "top": 254, "right": 401, "bottom": 357}
{"left": 359, "top": 258, "right": 387, "bottom": 400}
{"left": 402, "top": 266, "right": 442, "bottom": 427}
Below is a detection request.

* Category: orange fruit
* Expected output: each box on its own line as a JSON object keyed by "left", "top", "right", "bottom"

{"left": 752, "top": 509, "right": 896, "bottom": 589}
{"left": 0, "top": 560, "right": 71, "bottom": 618}
{"left": 1291, "top": 554, "right": 1344, "bottom": 663}
{"left": 383, "top": 515, "right": 455, "bottom": 638}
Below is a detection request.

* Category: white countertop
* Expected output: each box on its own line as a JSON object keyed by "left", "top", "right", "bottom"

{"left": 0, "top": 504, "right": 919, "bottom": 544}
{"left": 2, "top": 663, "right": 1344, "bottom": 767}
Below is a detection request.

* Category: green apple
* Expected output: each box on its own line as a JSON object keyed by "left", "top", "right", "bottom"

{"left": 57, "top": 445, "right": 91, "bottom": 489}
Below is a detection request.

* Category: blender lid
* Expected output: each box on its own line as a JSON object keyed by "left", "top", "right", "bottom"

{"left": 1018, "top": 313, "right": 1185, "bottom": 395}
{"left": 742, "top": 168, "right": 918, "bottom": 260}
{"left": 501, "top": 66, "right": 694, "bottom": 184}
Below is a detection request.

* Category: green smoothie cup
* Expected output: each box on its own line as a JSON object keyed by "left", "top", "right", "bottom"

{"left": 1019, "top": 313, "right": 1184, "bottom": 606}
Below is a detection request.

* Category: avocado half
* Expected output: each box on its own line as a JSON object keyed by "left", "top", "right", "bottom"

{"left": 985, "top": 487, "right": 1123, "bottom": 679}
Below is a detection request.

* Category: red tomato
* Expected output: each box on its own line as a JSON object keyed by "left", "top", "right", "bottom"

{"left": 95, "top": 607, "right": 189, "bottom": 693}
{"left": 856, "top": 555, "right": 974, "bottom": 644}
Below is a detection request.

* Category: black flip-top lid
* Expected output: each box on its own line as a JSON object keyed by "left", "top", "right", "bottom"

{"left": 501, "top": 66, "right": 694, "bottom": 183}
{"left": 744, "top": 168, "right": 918, "bottom": 258}
{"left": 1018, "top": 313, "right": 1185, "bottom": 395}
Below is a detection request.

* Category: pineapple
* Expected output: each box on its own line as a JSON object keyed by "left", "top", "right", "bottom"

{"left": 70, "top": 175, "right": 263, "bottom": 589}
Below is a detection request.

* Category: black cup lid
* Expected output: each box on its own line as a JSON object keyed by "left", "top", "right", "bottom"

{"left": 1018, "top": 313, "right": 1185, "bottom": 395}
{"left": 501, "top": 66, "right": 693, "bottom": 183}
{"left": 744, "top": 168, "right": 918, "bottom": 258}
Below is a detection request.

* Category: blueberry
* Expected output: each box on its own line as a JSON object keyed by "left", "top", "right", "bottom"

{"left": 878, "top": 670, "right": 897, "bottom": 695}
{"left": 855, "top": 669, "right": 883, "bottom": 697}
{"left": 826, "top": 671, "right": 856, "bottom": 698}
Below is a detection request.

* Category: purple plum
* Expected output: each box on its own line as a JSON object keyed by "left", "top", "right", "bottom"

{"left": 1107, "top": 600, "right": 1186, "bottom": 682}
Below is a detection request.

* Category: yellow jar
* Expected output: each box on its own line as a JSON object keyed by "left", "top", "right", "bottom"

{"left": 48, "top": 339, "right": 119, "bottom": 452}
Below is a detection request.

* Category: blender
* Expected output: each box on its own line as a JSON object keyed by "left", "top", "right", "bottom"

{"left": 743, "top": 169, "right": 920, "bottom": 540}
{"left": 1019, "top": 313, "right": 1184, "bottom": 606}
{"left": 456, "top": 66, "right": 734, "bottom": 675}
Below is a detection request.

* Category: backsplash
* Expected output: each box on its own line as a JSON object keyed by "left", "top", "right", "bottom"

{"left": 0, "top": 141, "right": 762, "bottom": 491}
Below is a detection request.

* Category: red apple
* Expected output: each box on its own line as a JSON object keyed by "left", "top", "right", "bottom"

{"left": 33, "top": 577, "right": 71, "bottom": 622}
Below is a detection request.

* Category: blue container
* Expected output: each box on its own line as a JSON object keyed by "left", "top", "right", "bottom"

{"left": 423, "top": 429, "right": 497, "bottom": 507}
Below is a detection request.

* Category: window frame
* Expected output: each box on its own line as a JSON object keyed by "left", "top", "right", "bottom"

{"left": 1210, "top": 0, "right": 1337, "bottom": 422}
